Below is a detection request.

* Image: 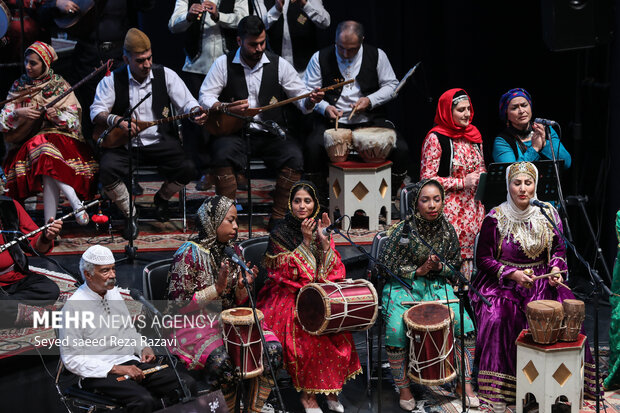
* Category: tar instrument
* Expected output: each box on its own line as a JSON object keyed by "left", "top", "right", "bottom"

{"left": 526, "top": 300, "right": 564, "bottom": 345}
{"left": 323, "top": 118, "right": 352, "bottom": 163}
{"left": 351, "top": 127, "right": 396, "bottom": 163}
{"left": 206, "top": 78, "right": 354, "bottom": 136}
{"left": 559, "top": 299, "right": 585, "bottom": 342}
{"left": 221, "top": 307, "right": 264, "bottom": 378}
{"left": 4, "top": 60, "right": 112, "bottom": 144}
{"left": 295, "top": 279, "right": 378, "bottom": 335}
{"left": 0, "top": 200, "right": 100, "bottom": 253}
{"left": 0, "top": 0, "right": 9, "bottom": 38}
{"left": 94, "top": 107, "right": 208, "bottom": 149}
{"left": 53, "top": 0, "right": 95, "bottom": 28}
{"left": 116, "top": 364, "right": 168, "bottom": 382}
{"left": 404, "top": 302, "right": 456, "bottom": 385}
{"left": 0, "top": 85, "right": 43, "bottom": 107}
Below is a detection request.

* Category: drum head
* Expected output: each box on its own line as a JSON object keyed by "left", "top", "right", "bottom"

{"left": 0, "top": 1, "right": 8, "bottom": 38}
{"left": 405, "top": 302, "right": 453, "bottom": 331}
{"left": 297, "top": 286, "right": 326, "bottom": 333}
{"left": 527, "top": 300, "right": 563, "bottom": 314}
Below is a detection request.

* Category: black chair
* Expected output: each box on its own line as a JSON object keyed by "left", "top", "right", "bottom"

{"left": 143, "top": 259, "right": 174, "bottom": 301}
{"left": 399, "top": 183, "right": 417, "bottom": 220}
{"left": 238, "top": 236, "right": 270, "bottom": 297}
{"left": 365, "top": 230, "right": 389, "bottom": 394}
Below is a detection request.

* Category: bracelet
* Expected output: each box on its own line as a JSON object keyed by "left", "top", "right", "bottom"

{"left": 107, "top": 114, "right": 118, "bottom": 127}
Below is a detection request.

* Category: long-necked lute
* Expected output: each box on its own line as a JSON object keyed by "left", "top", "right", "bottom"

{"left": 0, "top": 200, "right": 100, "bottom": 253}
{"left": 206, "top": 78, "right": 355, "bottom": 136}
{"left": 0, "top": 85, "right": 44, "bottom": 107}
{"left": 4, "top": 60, "right": 113, "bottom": 144}
{"left": 93, "top": 107, "right": 209, "bottom": 149}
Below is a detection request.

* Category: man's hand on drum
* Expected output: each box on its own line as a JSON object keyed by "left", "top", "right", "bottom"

{"left": 548, "top": 266, "right": 564, "bottom": 288}
{"left": 351, "top": 96, "right": 371, "bottom": 113}
{"left": 301, "top": 218, "right": 317, "bottom": 248}
{"left": 325, "top": 105, "right": 343, "bottom": 120}
{"left": 316, "top": 212, "right": 332, "bottom": 252}
{"left": 56, "top": 0, "right": 80, "bottom": 15}
{"left": 416, "top": 255, "right": 442, "bottom": 277}
{"left": 508, "top": 270, "right": 534, "bottom": 288}
{"left": 215, "top": 261, "right": 231, "bottom": 295}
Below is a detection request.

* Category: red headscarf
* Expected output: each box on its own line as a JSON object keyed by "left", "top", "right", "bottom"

{"left": 428, "top": 88, "right": 482, "bottom": 144}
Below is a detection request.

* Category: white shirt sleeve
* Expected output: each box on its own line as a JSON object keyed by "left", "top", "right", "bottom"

{"left": 218, "top": 0, "right": 248, "bottom": 28}
{"left": 303, "top": 51, "right": 328, "bottom": 116}
{"left": 199, "top": 54, "right": 228, "bottom": 109}
{"left": 278, "top": 57, "right": 313, "bottom": 114}
{"left": 366, "top": 48, "right": 398, "bottom": 109}
{"left": 258, "top": 1, "right": 281, "bottom": 28}
{"left": 303, "top": 0, "right": 330, "bottom": 29}
{"left": 168, "top": 0, "right": 191, "bottom": 33}
{"left": 90, "top": 74, "right": 116, "bottom": 121}
{"left": 164, "top": 67, "right": 200, "bottom": 114}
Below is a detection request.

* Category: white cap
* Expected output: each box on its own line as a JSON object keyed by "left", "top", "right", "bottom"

{"left": 81, "top": 245, "right": 115, "bottom": 265}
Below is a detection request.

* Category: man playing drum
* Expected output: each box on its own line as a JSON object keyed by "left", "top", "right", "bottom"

{"left": 303, "top": 20, "right": 410, "bottom": 208}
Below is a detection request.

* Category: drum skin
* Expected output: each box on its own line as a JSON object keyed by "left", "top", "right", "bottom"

{"left": 526, "top": 300, "right": 564, "bottom": 345}
{"left": 221, "top": 307, "right": 264, "bottom": 378}
{"left": 404, "top": 302, "right": 456, "bottom": 385}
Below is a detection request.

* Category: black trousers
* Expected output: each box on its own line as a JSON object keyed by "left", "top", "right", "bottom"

{"left": 80, "top": 360, "right": 197, "bottom": 413}
{"left": 181, "top": 72, "right": 211, "bottom": 174}
{"left": 0, "top": 272, "right": 60, "bottom": 326}
{"left": 210, "top": 129, "right": 303, "bottom": 172}
{"left": 305, "top": 115, "right": 411, "bottom": 176}
{"left": 99, "top": 138, "right": 197, "bottom": 187}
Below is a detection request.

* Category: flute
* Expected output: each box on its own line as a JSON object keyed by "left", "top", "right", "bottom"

{"left": 116, "top": 364, "right": 168, "bottom": 382}
{"left": 0, "top": 200, "right": 100, "bottom": 253}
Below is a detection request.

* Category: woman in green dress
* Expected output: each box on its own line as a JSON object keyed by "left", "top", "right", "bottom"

{"left": 380, "top": 179, "right": 477, "bottom": 410}
{"left": 604, "top": 210, "right": 620, "bottom": 389}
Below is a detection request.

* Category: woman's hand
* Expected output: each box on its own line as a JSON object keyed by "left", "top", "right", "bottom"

{"left": 548, "top": 266, "right": 563, "bottom": 288}
{"left": 416, "top": 255, "right": 442, "bottom": 277}
{"left": 508, "top": 270, "right": 534, "bottom": 288}
{"left": 316, "top": 212, "right": 331, "bottom": 252}
{"left": 301, "top": 218, "right": 316, "bottom": 247}
{"left": 215, "top": 261, "right": 230, "bottom": 295}
{"left": 14, "top": 106, "right": 41, "bottom": 120}
{"left": 463, "top": 172, "right": 480, "bottom": 190}
{"left": 531, "top": 122, "right": 547, "bottom": 152}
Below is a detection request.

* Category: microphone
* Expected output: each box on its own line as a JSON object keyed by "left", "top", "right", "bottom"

{"left": 264, "top": 120, "right": 287, "bottom": 140}
{"left": 0, "top": 165, "right": 7, "bottom": 185}
{"left": 529, "top": 198, "right": 550, "bottom": 209}
{"left": 399, "top": 220, "right": 411, "bottom": 245}
{"left": 321, "top": 216, "right": 345, "bottom": 237}
{"left": 129, "top": 288, "right": 163, "bottom": 318}
{"left": 223, "top": 246, "right": 252, "bottom": 274}
{"left": 565, "top": 195, "right": 588, "bottom": 206}
{"left": 534, "top": 118, "right": 558, "bottom": 126}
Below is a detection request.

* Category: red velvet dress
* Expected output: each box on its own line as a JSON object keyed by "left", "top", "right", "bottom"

{"left": 256, "top": 238, "right": 362, "bottom": 394}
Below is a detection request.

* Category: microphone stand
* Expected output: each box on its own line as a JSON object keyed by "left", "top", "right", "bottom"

{"left": 107, "top": 92, "right": 152, "bottom": 264}
{"left": 330, "top": 227, "right": 415, "bottom": 413}
{"left": 536, "top": 205, "right": 610, "bottom": 413}
{"left": 405, "top": 226, "right": 491, "bottom": 412}
{"left": 228, "top": 259, "right": 286, "bottom": 413}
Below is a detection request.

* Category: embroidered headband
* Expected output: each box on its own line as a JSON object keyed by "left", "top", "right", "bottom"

{"left": 26, "top": 41, "right": 58, "bottom": 69}
{"left": 507, "top": 161, "right": 537, "bottom": 182}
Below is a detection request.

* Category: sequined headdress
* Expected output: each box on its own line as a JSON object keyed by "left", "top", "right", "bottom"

{"left": 507, "top": 161, "right": 537, "bottom": 183}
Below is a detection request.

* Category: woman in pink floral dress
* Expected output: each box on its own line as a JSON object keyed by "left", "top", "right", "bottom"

{"left": 420, "top": 88, "right": 486, "bottom": 280}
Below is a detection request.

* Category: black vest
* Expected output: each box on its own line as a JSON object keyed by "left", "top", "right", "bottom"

{"left": 434, "top": 133, "right": 482, "bottom": 178}
{"left": 0, "top": 197, "right": 29, "bottom": 275}
{"left": 219, "top": 50, "right": 287, "bottom": 125}
{"left": 264, "top": 0, "right": 317, "bottom": 72}
{"left": 111, "top": 64, "right": 174, "bottom": 137}
{"left": 184, "top": 0, "right": 238, "bottom": 63}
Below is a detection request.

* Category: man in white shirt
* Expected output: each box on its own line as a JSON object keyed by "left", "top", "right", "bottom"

{"left": 91, "top": 28, "right": 207, "bottom": 240}
{"left": 303, "top": 20, "right": 410, "bottom": 206}
{"left": 199, "top": 15, "right": 324, "bottom": 227}
{"left": 59, "top": 245, "right": 196, "bottom": 413}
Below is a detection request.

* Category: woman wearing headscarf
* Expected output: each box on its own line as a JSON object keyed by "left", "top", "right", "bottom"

{"left": 493, "top": 88, "right": 571, "bottom": 168}
{"left": 256, "top": 181, "right": 361, "bottom": 413}
{"left": 380, "top": 179, "right": 478, "bottom": 410}
{"left": 0, "top": 41, "right": 97, "bottom": 224}
{"left": 167, "top": 195, "right": 283, "bottom": 413}
{"left": 420, "top": 88, "right": 486, "bottom": 281}
{"left": 470, "top": 162, "right": 600, "bottom": 410}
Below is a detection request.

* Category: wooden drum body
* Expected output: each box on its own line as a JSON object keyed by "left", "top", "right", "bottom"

{"left": 526, "top": 300, "right": 564, "bottom": 344}
{"left": 221, "top": 307, "right": 264, "bottom": 378}
{"left": 559, "top": 299, "right": 585, "bottom": 342}
{"left": 351, "top": 127, "right": 396, "bottom": 163}
{"left": 404, "top": 302, "right": 456, "bottom": 385}
{"left": 324, "top": 128, "right": 352, "bottom": 163}
{"left": 296, "top": 279, "right": 378, "bottom": 335}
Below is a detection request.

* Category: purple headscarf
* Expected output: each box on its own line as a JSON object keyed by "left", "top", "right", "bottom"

{"left": 499, "top": 88, "right": 532, "bottom": 122}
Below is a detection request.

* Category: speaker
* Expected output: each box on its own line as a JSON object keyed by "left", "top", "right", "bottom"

{"left": 541, "top": 0, "right": 611, "bottom": 51}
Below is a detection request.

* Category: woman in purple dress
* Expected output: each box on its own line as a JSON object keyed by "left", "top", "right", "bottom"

{"left": 470, "top": 161, "right": 600, "bottom": 410}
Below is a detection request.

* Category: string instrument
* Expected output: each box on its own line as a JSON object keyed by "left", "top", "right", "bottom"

{"left": 93, "top": 107, "right": 209, "bottom": 149}
{"left": 206, "top": 78, "right": 355, "bottom": 136}
{"left": 116, "top": 364, "right": 168, "bottom": 382}
{"left": 4, "top": 60, "right": 112, "bottom": 144}
{"left": 53, "top": 0, "right": 95, "bottom": 28}
{"left": 0, "top": 200, "right": 100, "bottom": 253}
{"left": 0, "top": 85, "right": 43, "bottom": 107}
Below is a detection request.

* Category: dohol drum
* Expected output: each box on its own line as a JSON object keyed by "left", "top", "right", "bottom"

{"left": 324, "top": 128, "right": 352, "bottom": 163}
{"left": 296, "top": 279, "right": 378, "bottom": 335}
{"left": 351, "top": 127, "right": 396, "bottom": 163}
{"left": 526, "top": 300, "right": 564, "bottom": 344}
{"left": 221, "top": 307, "right": 264, "bottom": 378}
{"left": 404, "top": 302, "right": 456, "bottom": 385}
{"left": 559, "top": 299, "right": 585, "bottom": 342}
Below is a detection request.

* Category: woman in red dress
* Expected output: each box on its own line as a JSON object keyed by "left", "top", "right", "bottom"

{"left": 420, "top": 88, "right": 486, "bottom": 280}
{"left": 0, "top": 41, "right": 97, "bottom": 224}
{"left": 257, "top": 181, "right": 361, "bottom": 413}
